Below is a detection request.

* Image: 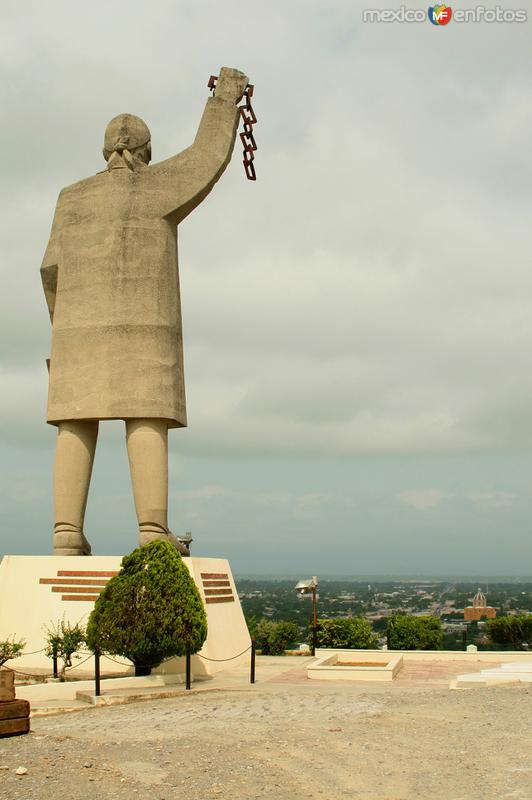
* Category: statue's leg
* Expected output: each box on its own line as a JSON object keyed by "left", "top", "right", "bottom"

{"left": 125, "top": 419, "right": 189, "bottom": 555}
{"left": 53, "top": 420, "right": 98, "bottom": 556}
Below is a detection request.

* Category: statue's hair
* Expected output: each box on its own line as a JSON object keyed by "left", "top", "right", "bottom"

{"left": 103, "top": 114, "right": 151, "bottom": 171}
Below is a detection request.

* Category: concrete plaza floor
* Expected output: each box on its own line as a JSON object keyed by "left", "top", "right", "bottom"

{"left": 1, "top": 656, "right": 532, "bottom": 800}
{"left": 13, "top": 652, "right": 523, "bottom": 715}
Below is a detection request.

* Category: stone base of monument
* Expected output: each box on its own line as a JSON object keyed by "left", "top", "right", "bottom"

{"left": 0, "top": 668, "right": 16, "bottom": 702}
{"left": 0, "top": 700, "right": 30, "bottom": 737}
{"left": 0, "top": 669, "right": 30, "bottom": 737}
{"left": 0, "top": 556, "right": 250, "bottom": 679}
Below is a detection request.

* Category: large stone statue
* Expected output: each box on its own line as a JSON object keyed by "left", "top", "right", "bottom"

{"left": 41, "top": 67, "right": 249, "bottom": 556}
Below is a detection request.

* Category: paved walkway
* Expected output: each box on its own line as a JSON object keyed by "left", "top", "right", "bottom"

{"left": 265, "top": 657, "right": 503, "bottom": 687}
{"left": 18, "top": 656, "right": 313, "bottom": 715}
{"left": 15, "top": 655, "right": 511, "bottom": 716}
{"left": 394, "top": 659, "right": 502, "bottom": 685}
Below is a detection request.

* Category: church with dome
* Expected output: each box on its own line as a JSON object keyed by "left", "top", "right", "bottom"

{"left": 464, "top": 588, "right": 497, "bottom": 621}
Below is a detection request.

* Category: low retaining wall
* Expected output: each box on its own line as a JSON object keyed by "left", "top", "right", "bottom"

{"left": 308, "top": 651, "right": 403, "bottom": 682}
{"left": 15, "top": 673, "right": 196, "bottom": 703}
{"left": 315, "top": 648, "right": 532, "bottom": 664}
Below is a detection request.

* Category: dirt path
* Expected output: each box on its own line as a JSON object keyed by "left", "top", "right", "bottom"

{"left": 1, "top": 680, "right": 531, "bottom": 799}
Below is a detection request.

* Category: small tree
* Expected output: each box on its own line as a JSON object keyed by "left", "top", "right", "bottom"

{"left": 387, "top": 615, "right": 443, "bottom": 651}
{"left": 86, "top": 541, "right": 207, "bottom": 675}
{"left": 254, "top": 620, "right": 300, "bottom": 655}
{"left": 486, "top": 615, "right": 532, "bottom": 650}
{"left": 44, "top": 618, "right": 85, "bottom": 680}
{"left": 312, "top": 617, "right": 378, "bottom": 649}
{"left": 0, "top": 637, "right": 25, "bottom": 667}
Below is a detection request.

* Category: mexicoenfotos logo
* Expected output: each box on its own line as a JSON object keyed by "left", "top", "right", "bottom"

{"left": 428, "top": 4, "right": 453, "bottom": 25}
{"left": 362, "top": 5, "right": 528, "bottom": 24}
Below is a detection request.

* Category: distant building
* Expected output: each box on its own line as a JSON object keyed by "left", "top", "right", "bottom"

{"left": 464, "top": 589, "right": 496, "bottom": 622}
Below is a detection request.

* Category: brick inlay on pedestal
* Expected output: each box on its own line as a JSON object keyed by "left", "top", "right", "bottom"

{"left": 200, "top": 572, "right": 234, "bottom": 604}
{"left": 39, "top": 570, "right": 118, "bottom": 602}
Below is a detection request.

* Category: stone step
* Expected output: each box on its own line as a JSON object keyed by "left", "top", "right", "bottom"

{"left": 499, "top": 662, "right": 532, "bottom": 672}
{"left": 0, "top": 699, "right": 30, "bottom": 720}
{"left": 0, "top": 717, "right": 30, "bottom": 737}
{"left": 0, "top": 699, "right": 30, "bottom": 738}
{"left": 453, "top": 660, "right": 532, "bottom": 688}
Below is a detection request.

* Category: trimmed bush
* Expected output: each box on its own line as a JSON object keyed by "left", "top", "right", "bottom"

{"left": 86, "top": 541, "right": 207, "bottom": 674}
{"left": 486, "top": 615, "right": 532, "bottom": 650}
{"left": 311, "top": 617, "right": 378, "bottom": 649}
{"left": 254, "top": 620, "right": 299, "bottom": 655}
{"left": 387, "top": 615, "right": 443, "bottom": 651}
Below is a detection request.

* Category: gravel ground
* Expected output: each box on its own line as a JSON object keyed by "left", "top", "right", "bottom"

{"left": 1, "top": 681, "right": 531, "bottom": 799}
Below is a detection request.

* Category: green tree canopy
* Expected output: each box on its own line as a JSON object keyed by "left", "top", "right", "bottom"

{"left": 86, "top": 541, "right": 207, "bottom": 673}
{"left": 387, "top": 615, "right": 443, "bottom": 651}
{"left": 254, "top": 619, "right": 299, "bottom": 655}
{"left": 486, "top": 615, "right": 532, "bottom": 650}
{"left": 0, "top": 637, "right": 25, "bottom": 667}
{"left": 312, "top": 617, "right": 378, "bottom": 649}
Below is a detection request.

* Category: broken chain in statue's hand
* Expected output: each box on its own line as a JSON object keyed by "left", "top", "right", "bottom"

{"left": 208, "top": 74, "right": 257, "bottom": 181}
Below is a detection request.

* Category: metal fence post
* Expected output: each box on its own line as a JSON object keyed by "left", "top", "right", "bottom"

{"left": 52, "top": 645, "right": 58, "bottom": 679}
{"left": 250, "top": 638, "right": 256, "bottom": 684}
{"left": 94, "top": 648, "right": 101, "bottom": 697}
{"left": 185, "top": 644, "right": 191, "bottom": 690}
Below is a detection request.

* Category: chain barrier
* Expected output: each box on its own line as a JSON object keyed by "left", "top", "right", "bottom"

{"left": 1, "top": 646, "right": 47, "bottom": 681}
{"left": 17, "top": 647, "right": 46, "bottom": 656}
{"left": 5, "top": 643, "right": 253, "bottom": 677}
{"left": 196, "top": 645, "right": 252, "bottom": 663}
{"left": 101, "top": 654, "right": 136, "bottom": 667}
{"left": 208, "top": 74, "right": 257, "bottom": 181}
{"left": 64, "top": 653, "right": 94, "bottom": 671}
{"left": 102, "top": 652, "right": 181, "bottom": 669}
{"left": 0, "top": 646, "right": 46, "bottom": 661}
{"left": 6, "top": 668, "right": 53, "bottom": 680}
{"left": 86, "top": 645, "right": 252, "bottom": 668}
{"left": 4, "top": 651, "right": 93, "bottom": 680}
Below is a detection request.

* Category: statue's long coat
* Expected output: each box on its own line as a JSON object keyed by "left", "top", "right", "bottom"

{"left": 41, "top": 97, "right": 239, "bottom": 427}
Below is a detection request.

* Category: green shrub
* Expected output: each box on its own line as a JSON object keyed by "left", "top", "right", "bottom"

{"left": 245, "top": 614, "right": 258, "bottom": 639}
{"left": 387, "top": 615, "right": 443, "bottom": 651}
{"left": 486, "top": 615, "right": 532, "bottom": 650}
{"left": 86, "top": 541, "right": 207, "bottom": 675}
{"left": 44, "top": 618, "right": 85, "bottom": 680}
{"left": 0, "top": 637, "right": 25, "bottom": 667}
{"left": 254, "top": 619, "right": 299, "bottom": 655}
{"left": 311, "top": 617, "right": 378, "bottom": 649}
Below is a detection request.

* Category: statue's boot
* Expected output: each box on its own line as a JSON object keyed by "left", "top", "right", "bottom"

{"left": 139, "top": 522, "right": 190, "bottom": 556}
{"left": 53, "top": 523, "right": 92, "bottom": 556}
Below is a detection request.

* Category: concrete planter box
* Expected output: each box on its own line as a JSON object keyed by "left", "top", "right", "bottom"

{"left": 307, "top": 651, "right": 403, "bottom": 681}
{"left": 0, "top": 668, "right": 15, "bottom": 702}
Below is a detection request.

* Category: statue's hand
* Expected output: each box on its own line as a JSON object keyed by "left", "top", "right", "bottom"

{"left": 215, "top": 67, "right": 249, "bottom": 104}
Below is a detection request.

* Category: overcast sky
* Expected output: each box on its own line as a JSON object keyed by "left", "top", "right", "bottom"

{"left": 1, "top": 1, "right": 532, "bottom": 575}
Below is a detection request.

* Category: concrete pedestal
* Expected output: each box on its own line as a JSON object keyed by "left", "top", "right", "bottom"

{"left": 0, "top": 555, "right": 250, "bottom": 678}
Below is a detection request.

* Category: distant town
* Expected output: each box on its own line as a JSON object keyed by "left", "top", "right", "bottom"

{"left": 235, "top": 577, "right": 532, "bottom": 649}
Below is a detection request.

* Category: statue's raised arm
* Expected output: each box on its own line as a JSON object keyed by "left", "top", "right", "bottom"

{"left": 152, "top": 67, "right": 249, "bottom": 222}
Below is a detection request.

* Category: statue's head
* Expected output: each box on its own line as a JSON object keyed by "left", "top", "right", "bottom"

{"left": 103, "top": 114, "right": 151, "bottom": 170}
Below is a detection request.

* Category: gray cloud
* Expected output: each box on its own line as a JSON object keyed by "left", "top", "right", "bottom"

{"left": 1, "top": 2, "right": 531, "bottom": 571}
